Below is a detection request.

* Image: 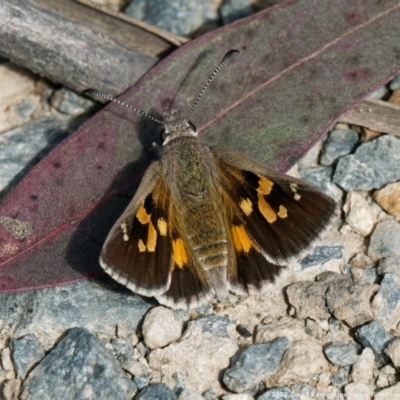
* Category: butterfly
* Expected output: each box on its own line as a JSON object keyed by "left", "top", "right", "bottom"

{"left": 83, "top": 50, "right": 338, "bottom": 310}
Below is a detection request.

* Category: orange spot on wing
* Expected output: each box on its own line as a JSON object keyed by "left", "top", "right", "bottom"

{"left": 172, "top": 238, "right": 188, "bottom": 268}
{"left": 147, "top": 222, "right": 157, "bottom": 252}
{"left": 258, "top": 176, "right": 274, "bottom": 195}
{"left": 138, "top": 239, "right": 146, "bottom": 252}
{"left": 231, "top": 225, "right": 253, "bottom": 253}
{"left": 157, "top": 218, "right": 168, "bottom": 236}
{"left": 258, "top": 194, "right": 277, "bottom": 223}
{"left": 239, "top": 198, "right": 253, "bottom": 216}
{"left": 136, "top": 203, "right": 150, "bottom": 224}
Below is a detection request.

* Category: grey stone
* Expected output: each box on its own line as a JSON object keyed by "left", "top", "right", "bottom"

{"left": 368, "top": 86, "right": 389, "bottom": 99}
{"left": 124, "top": 0, "right": 219, "bottom": 36}
{"left": 134, "top": 375, "right": 150, "bottom": 390}
{"left": 374, "top": 273, "right": 400, "bottom": 329}
{"left": 0, "top": 277, "right": 153, "bottom": 338}
{"left": 330, "top": 366, "right": 350, "bottom": 388}
{"left": 9, "top": 334, "right": 44, "bottom": 379}
{"left": 16, "top": 98, "right": 37, "bottom": 118}
{"left": 223, "top": 337, "right": 288, "bottom": 393}
{"left": 323, "top": 341, "right": 362, "bottom": 366}
{"left": 20, "top": 328, "right": 136, "bottom": 400}
{"left": 300, "top": 245, "right": 343, "bottom": 269}
{"left": 299, "top": 166, "right": 343, "bottom": 203}
{"left": 178, "top": 388, "right": 205, "bottom": 399}
{"left": 389, "top": 73, "right": 400, "bottom": 91}
{"left": 136, "top": 383, "right": 178, "bottom": 399}
{"left": 333, "top": 135, "right": 400, "bottom": 191}
{"left": 0, "top": 115, "right": 81, "bottom": 193}
{"left": 320, "top": 129, "right": 359, "bottom": 166}
{"left": 368, "top": 220, "right": 400, "bottom": 262}
{"left": 220, "top": 0, "right": 253, "bottom": 24}
{"left": 50, "top": 87, "right": 96, "bottom": 116}
{"left": 189, "top": 316, "right": 235, "bottom": 338}
{"left": 377, "top": 257, "right": 400, "bottom": 275}
{"left": 258, "top": 386, "right": 294, "bottom": 399}
{"left": 202, "top": 389, "right": 217, "bottom": 400}
{"left": 355, "top": 321, "right": 393, "bottom": 365}
{"left": 325, "top": 273, "right": 379, "bottom": 328}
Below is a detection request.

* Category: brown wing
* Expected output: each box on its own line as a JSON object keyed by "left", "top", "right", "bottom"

{"left": 100, "top": 161, "right": 213, "bottom": 309}
{"left": 212, "top": 146, "right": 338, "bottom": 293}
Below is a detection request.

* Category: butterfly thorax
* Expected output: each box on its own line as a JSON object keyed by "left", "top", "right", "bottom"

{"left": 161, "top": 134, "right": 229, "bottom": 296}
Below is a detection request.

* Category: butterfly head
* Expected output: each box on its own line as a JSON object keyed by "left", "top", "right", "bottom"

{"left": 161, "top": 110, "right": 197, "bottom": 145}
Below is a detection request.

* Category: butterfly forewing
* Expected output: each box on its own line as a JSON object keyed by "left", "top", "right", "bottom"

{"left": 212, "top": 146, "right": 338, "bottom": 287}
{"left": 100, "top": 162, "right": 172, "bottom": 296}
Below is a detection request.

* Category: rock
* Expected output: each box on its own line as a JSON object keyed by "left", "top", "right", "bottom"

{"left": 377, "top": 257, "right": 400, "bottom": 275}
{"left": 142, "top": 307, "right": 183, "bottom": 350}
{"left": 254, "top": 318, "right": 309, "bottom": 345}
{"left": 124, "top": 0, "right": 219, "bottom": 36}
{"left": 297, "top": 140, "right": 322, "bottom": 169}
{"left": 389, "top": 73, "right": 400, "bottom": 90}
{"left": 286, "top": 279, "right": 331, "bottom": 320}
{"left": 287, "top": 272, "right": 379, "bottom": 327}
{"left": 111, "top": 337, "right": 151, "bottom": 386}
{"left": 343, "top": 191, "right": 376, "bottom": 236}
{"left": 320, "top": 129, "right": 359, "bottom": 166}
{"left": 178, "top": 388, "right": 205, "bottom": 399}
{"left": 1, "top": 347, "right": 14, "bottom": 373}
{"left": 50, "top": 87, "right": 96, "bottom": 116}
{"left": 0, "top": 62, "right": 46, "bottom": 133}
{"left": 369, "top": 86, "right": 389, "bottom": 99}
{"left": 9, "top": 334, "right": 44, "bottom": 379}
{"left": 0, "top": 277, "right": 153, "bottom": 340}
{"left": 373, "top": 182, "right": 400, "bottom": 216}
{"left": 221, "top": 394, "right": 254, "bottom": 400}
{"left": 333, "top": 135, "right": 400, "bottom": 191}
{"left": 349, "top": 348, "right": 375, "bottom": 385}
{"left": 223, "top": 337, "right": 288, "bottom": 393}
{"left": 324, "top": 273, "right": 379, "bottom": 327}
{"left": 330, "top": 366, "right": 350, "bottom": 388}
{"left": 349, "top": 253, "right": 374, "bottom": 270}
{"left": 20, "top": 327, "right": 136, "bottom": 400}
{"left": 220, "top": 0, "right": 253, "bottom": 24}
{"left": 148, "top": 319, "right": 238, "bottom": 396}
{"left": 0, "top": 379, "right": 21, "bottom": 400}
{"left": 368, "top": 220, "right": 400, "bottom": 262}
{"left": 136, "top": 383, "right": 178, "bottom": 399}
{"left": 344, "top": 382, "right": 373, "bottom": 400}
{"left": 355, "top": 321, "right": 393, "bottom": 365}
{"left": 373, "top": 273, "right": 400, "bottom": 330}
{"left": 375, "top": 382, "right": 400, "bottom": 399}
{"left": 299, "top": 166, "right": 343, "bottom": 202}
{"left": 188, "top": 316, "right": 235, "bottom": 339}
{"left": 385, "top": 339, "right": 400, "bottom": 369}
{"left": 265, "top": 338, "right": 330, "bottom": 387}
{"left": 323, "top": 342, "right": 362, "bottom": 366}
{"left": 299, "top": 245, "right": 343, "bottom": 270}
{"left": 0, "top": 115, "right": 81, "bottom": 192}
{"left": 258, "top": 387, "right": 294, "bottom": 399}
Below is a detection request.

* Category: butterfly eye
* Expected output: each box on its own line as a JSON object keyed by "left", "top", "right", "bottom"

{"left": 188, "top": 121, "right": 197, "bottom": 132}
{"left": 159, "top": 129, "right": 167, "bottom": 142}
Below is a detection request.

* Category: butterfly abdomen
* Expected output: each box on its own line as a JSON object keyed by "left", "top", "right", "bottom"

{"left": 162, "top": 136, "right": 229, "bottom": 297}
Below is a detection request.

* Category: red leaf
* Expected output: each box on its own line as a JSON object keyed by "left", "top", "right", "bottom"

{"left": 1, "top": 0, "right": 400, "bottom": 292}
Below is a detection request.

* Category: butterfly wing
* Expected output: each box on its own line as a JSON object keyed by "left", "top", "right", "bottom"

{"left": 212, "top": 146, "right": 339, "bottom": 294}
{"left": 100, "top": 161, "right": 212, "bottom": 309}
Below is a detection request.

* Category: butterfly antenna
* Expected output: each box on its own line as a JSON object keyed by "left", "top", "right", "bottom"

{"left": 81, "top": 89, "right": 166, "bottom": 126}
{"left": 184, "top": 49, "right": 239, "bottom": 122}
